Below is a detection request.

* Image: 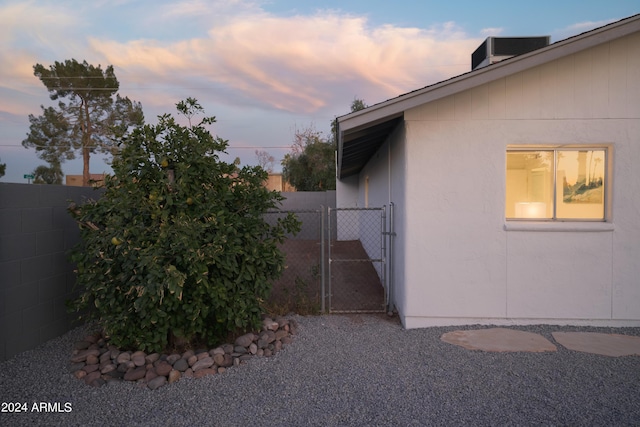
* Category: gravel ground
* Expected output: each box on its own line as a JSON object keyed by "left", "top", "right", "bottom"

{"left": 2, "top": 314, "right": 640, "bottom": 426}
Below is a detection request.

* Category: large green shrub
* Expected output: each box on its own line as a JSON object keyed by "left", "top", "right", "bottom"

{"left": 69, "top": 98, "right": 300, "bottom": 352}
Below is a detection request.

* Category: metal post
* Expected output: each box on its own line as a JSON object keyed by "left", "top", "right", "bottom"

{"left": 327, "top": 207, "right": 338, "bottom": 313}
{"left": 381, "top": 205, "right": 387, "bottom": 310}
{"left": 320, "top": 205, "right": 326, "bottom": 313}
{"left": 388, "top": 202, "right": 395, "bottom": 313}
{"left": 327, "top": 207, "right": 332, "bottom": 313}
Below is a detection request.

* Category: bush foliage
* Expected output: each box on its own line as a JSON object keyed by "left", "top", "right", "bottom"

{"left": 69, "top": 99, "right": 300, "bottom": 352}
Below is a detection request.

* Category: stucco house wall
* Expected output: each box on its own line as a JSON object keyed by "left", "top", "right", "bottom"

{"left": 343, "top": 122, "right": 409, "bottom": 312}
{"left": 338, "top": 19, "right": 640, "bottom": 328}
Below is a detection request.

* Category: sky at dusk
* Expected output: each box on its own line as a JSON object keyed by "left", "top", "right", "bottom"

{"left": 1, "top": 0, "right": 638, "bottom": 184}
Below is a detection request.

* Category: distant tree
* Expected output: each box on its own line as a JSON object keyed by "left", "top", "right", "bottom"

{"left": 33, "top": 161, "right": 64, "bottom": 184}
{"left": 0, "top": 158, "right": 5, "bottom": 179}
{"left": 282, "top": 98, "right": 367, "bottom": 191}
{"left": 350, "top": 98, "right": 367, "bottom": 113}
{"left": 255, "top": 149, "right": 275, "bottom": 173}
{"left": 22, "top": 59, "right": 144, "bottom": 186}
{"left": 282, "top": 127, "right": 334, "bottom": 191}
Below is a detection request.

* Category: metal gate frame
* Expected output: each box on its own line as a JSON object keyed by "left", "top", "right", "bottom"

{"left": 268, "top": 204, "right": 395, "bottom": 315}
{"left": 325, "top": 206, "right": 388, "bottom": 313}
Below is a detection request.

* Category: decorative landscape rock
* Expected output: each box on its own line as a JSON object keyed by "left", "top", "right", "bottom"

{"left": 147, "top": 375, "right": 167, "bottom": 390}
{"left": 70, "top": 316, "right": 297, "bottom": 389}
{"left": 168, "top": 369, "right": 181, "bottom": 384}
{"left": 235, "top": 333, "right": 255, "bottom": 347}
{"left": 155, "top": 361, "right": 172, "bottom": 377}
{"left": 173, "top": 358, "right": 189, "bottom": 372}
{"left": 192, "top": 357, "right": 214, "bottom": 372}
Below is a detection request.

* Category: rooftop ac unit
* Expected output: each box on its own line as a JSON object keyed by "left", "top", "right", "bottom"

{"left": 471, "top": 36, "right": 550, "bottom": 70}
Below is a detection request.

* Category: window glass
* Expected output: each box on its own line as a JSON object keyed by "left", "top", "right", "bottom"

{"left": 505, "top": 148, "right": 606, "bottom": 220}
{"left": 506, "top": 151, "right": 553, "bottom": 219}
{"left": 556, "top": 150, "right": 605, "bottom": 219}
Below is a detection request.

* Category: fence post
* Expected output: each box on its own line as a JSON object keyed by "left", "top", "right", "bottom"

{"left": 388, "top": 202, "right": 395, "bottom": 313}
{"left": 381, "top": 205, "right": 387, "bottom": 310}
{"left": 327, "top": 206, "right": 333, "bottom": 313}
{"left": 320, "top": 205, "right": 326, "bottom": 313}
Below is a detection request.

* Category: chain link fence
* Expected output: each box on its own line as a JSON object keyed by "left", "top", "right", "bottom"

{"left": 327, "top": 207, "right": 387, "bottom": 313}
{"left": 263, "top": 210, "right": 324, "bottom": 315}
{"left": 263, "top": 206, "right": 389, "bottom": 315}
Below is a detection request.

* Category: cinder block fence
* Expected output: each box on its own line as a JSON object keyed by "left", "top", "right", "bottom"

{"left": 0, "top": 183, "right": 334, "bottom": 362}
{"left": 0, "top": 183, "right": 103, "bottom": 362}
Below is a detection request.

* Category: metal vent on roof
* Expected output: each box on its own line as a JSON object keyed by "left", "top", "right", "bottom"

{"left": 472, "top": 36, "right": 550, "bottom": 70}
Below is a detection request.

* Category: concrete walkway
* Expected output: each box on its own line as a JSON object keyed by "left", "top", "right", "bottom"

{"left": 441, "top": 327, "right": 640, "bottom": 356}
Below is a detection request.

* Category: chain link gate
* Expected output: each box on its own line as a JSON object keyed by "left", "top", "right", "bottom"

{"left": 326, "top": 206, "right": 387, "bottom": 313}
{"left": 266, "top": 205, "right": 393, "bottom": 315}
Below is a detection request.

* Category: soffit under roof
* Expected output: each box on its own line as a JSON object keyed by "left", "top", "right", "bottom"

{"left": 338, "top": 115, "right": 403, "bottom": 179}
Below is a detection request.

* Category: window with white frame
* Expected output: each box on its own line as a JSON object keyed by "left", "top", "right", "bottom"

{"left": 506, "top": 147, "right": 607, "bottom": 220}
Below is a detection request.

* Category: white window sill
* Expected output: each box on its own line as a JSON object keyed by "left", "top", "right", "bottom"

{"left": 504, "top": 221, "right": 614, "bottom": 232}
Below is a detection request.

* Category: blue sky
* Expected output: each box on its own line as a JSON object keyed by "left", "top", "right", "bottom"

{"left": 0, "top": 0, "right": 637, "bottom": 183}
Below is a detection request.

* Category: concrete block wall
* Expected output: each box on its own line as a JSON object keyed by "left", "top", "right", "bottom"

{"left": 274, "top": 191, "right": 336, "bottom": 240}
{"left": 0, "top": 186, "right": 334, "bottom": 361}
{"left": 279, "top": 191, "right": 336, "bottom": 211}
{"left": 0, "top": 183, "right": 102, "bottom": 362}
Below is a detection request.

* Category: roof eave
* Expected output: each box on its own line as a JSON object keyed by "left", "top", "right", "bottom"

{"left": 339, "top": 14, "right": 640, "bottom": 133}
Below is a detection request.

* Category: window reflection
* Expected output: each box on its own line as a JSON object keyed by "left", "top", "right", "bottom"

{"left": 506, "top": 151, "right": 553, "bottom": 219}
{"left": 506, "top": 149, "right": 605, "bottom": 220}
{"left": 556, "top": 150, "right": 605, "bottom": 219}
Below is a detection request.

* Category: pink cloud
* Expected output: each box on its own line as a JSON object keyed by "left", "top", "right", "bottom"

{"left": 89, "top": 11, "right": 480, "bottom": 114}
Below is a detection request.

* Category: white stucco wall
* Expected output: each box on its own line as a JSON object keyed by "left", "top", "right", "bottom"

{"left": 335, "top": 175, "right": 359, "bottom": 240}
{"left": 386, "top": 126, "right": 407, "bottom": 314}
{"left": 349, "top": 31, "right": 640, "bottom": 327}
{"left": 354, "top": 125, "right": 408, "bottom": 312}
{"left": 353, "top": 138, "right": 391, "bottom": 282}
{"left": 336, "top": 175, "right": 359, "bottom": 208}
